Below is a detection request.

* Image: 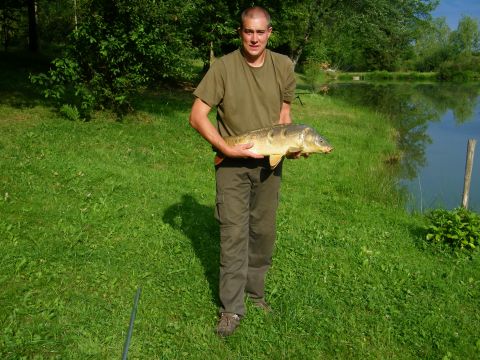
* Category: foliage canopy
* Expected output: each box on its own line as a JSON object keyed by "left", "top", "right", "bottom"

{"left": 31, "top": 0, "right": 197, "bottom": 117}
{"left": 2, "top": 0, "right": 478, "bottom": 115}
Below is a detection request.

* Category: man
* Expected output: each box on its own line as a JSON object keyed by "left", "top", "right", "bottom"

{"left": 189, "top": 6, "right": 296, "bottom": 337}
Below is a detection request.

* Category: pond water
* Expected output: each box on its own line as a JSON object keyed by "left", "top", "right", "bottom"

{"left": 324, "top": 82, "right": 480, "bottom": 213}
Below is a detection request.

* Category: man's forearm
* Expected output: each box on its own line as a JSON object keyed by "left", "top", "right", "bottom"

{"left": 278, "top": 101, "right": 292, "bottom": 124}
{"left": 190, "top": 114, "right": 229, "bottom": 153}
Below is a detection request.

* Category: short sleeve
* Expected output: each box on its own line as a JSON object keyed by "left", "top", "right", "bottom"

{"left": 282, "top": 58, "right": 296, "bottom": 103}
{"left": 193, "top": 61, "right": 225, "bottom": 107}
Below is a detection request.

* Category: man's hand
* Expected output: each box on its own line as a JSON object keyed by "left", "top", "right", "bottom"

{"left": 224, "top": 143, "right": 264, "bottom": 159}
{"left": 190, "top": 99, "right": 264, "bottom": 160}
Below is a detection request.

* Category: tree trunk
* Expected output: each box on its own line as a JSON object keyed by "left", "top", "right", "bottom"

{"left": 291, "top": 26, "right": 311, "bottom": 68}
{"left": 73, "top": 0, "right": 78, "bottom": 30}
{"left": 209, "top": 41, "right": 215, "bottom": 65}
{"left": 2, "top": 10, "right": 7, "bottom": 51}
{"left": 27, "top": 0, "right": 38, "bottom": 52}
{"left": 291, "top": 33, "right": 309, "bottom": 68}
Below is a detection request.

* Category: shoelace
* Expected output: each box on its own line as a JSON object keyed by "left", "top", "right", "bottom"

{"left": 221, "top": 313, "right": 240, "bottom": 324}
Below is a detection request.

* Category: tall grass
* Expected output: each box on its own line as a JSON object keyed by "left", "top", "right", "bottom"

{"left": 1, "top": 53, "right": 479, "bottom": 359}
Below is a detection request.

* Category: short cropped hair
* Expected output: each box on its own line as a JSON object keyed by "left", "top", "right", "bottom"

{"left": 240, "top": 6, "right": 272, "bottom": 29}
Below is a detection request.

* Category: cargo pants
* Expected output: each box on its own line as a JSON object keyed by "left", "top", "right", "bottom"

{"left": 215, "top": 157, "right": 282, "bottom": 316}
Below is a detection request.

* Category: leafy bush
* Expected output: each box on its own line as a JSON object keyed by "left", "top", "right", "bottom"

{"left": 30, "top": 57, "right": 95, "bottom": 118}
{"left": 59, "top": 104, "right": 81, "bottom": 121}
{"left": 437, "top": 55, "right": 480, "bottom": 81}
{"left": 424, "top": 207, "right": 480, "bottom": 250}
{"left": 302, "top": 61, "right": 329, "bottom": 92}
{"left": 30, "top": 0, "right": 197, "bottom": 118}
{"left": 366, "top": 70, "right": 392, "bottom": 80}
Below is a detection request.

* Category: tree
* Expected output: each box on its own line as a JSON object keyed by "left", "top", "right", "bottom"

{"left": 1, "top": 0, "right": 25, "bottom": 51}
{"left": 190, "top": 0, "right": 239, "bottom": 70}
{"left": 275, "top": 0, "right": 341, "bottom": 67}
{"left": 450, "top": 15, "right": 480, "bottom": 56}
{"left": 36, "top": 0, "right": 82, "bottom": 46}
{"left": 412, "top": 17, "right": 452, "bottom": 71}
{"left": 432, "top": 16, "right": 480, "bottom": 80}
{"left": 323, "top": 0, "right": 438, "bottom": 71}
{"left": 267, "top": 0, "right": 437, "bottom": 71}
{"left": 26, "top": 0, "right": 38, "bottom": 51}
{"left": 28, "top": 0, "right": 448, "bottom": 118}
{"left": 32, "top": 0, "right": 198, "bottom": 117}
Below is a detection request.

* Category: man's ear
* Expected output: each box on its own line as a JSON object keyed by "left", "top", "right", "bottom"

{"left": 266, "top": 27, "right": 273, "bottom": 40}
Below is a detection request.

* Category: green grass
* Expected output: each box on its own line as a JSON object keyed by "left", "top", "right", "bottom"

{"left": 1, "top": 53, "right": 480, "bottom": 359}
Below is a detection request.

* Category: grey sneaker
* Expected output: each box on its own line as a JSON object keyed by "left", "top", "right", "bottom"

{"left": 216, "top": 312, "right": 241, "bottom": 337}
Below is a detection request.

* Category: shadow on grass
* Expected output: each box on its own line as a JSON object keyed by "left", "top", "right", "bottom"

{"left": 132, "top": 87, "right": 194, "bottom": 118}
{"left": 1, "top": 50, "right": 202, "bottom": 119}
{"left": 0, "top": 51, "right": 54, "bottom": 109}
{"left": 162, "top": 194, "right": 220, "bottom": 307}
{"left": 408, "top": 221, "right": 429, "bottom": 250}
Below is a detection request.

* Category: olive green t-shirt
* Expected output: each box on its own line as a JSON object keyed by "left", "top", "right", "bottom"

{"left": 193, "top": 49, "right": 296, "bottom": 137}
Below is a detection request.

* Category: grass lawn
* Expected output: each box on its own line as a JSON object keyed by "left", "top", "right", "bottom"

{"left": 0, "top": 53, "right": 479, "bottom": 359}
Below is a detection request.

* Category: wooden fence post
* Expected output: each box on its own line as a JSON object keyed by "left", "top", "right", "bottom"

{"left": 462, "top": 139, "right": 476, "bottom": 209}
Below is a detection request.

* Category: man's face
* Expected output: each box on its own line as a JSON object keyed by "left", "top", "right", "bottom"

{"left": 240, "top": 15, "right": 272, "bottom": 63}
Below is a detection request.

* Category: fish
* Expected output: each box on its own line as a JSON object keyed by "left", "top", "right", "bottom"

{"left": 218, "top": 123, "right": 333, "bottom": 169}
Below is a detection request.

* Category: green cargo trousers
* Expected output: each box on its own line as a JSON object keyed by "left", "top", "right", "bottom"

{"left": 215, "top": 157, "right": 282, "bottom": 316}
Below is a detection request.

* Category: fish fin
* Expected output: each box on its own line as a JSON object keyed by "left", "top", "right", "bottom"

{"left": 287, "top": 147, "right": 302, "bottom": 153}
{"left": 269, "top": 155, "right": 283, "bottom": 169}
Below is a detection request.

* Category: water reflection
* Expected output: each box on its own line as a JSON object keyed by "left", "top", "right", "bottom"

{"left": 325, "top": 82, "right": 480, "bottom": 212}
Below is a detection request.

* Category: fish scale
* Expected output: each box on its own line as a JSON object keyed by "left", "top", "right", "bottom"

{"left": 221, "top": 123, "right": 333, "bottom": 169}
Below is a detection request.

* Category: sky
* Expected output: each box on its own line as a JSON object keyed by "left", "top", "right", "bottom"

{"left": 431, "top": 0, "right": 480, "bottom": 29}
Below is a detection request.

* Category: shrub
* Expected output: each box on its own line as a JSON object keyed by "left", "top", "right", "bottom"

{"left": 303, "top": 61, "right": 328, "bottom": 92}
{"left": 366, "top": 70, "right": 392, "bottom": 80}
{"left": 30, "top": 1, "right": 196, "bottom": 118}
{"left": 59, "top": 104, "right": 81, "bottom": 121}
{"left": 437, "top": 55, "right": 480, "bottom": 81}
{"left": 424, "top": 207, "right": 480, "bottom": 250}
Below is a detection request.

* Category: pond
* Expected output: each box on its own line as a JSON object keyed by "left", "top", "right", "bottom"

{"left": 324, "top": 81, "right": 480, "bottom": 213}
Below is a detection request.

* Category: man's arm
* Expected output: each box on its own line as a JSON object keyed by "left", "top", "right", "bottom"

{"left": 189, "top": 98, "right": 263, "bottom": 159}
{"left": 278, "top": 101, "right": 292, "bottom": 125}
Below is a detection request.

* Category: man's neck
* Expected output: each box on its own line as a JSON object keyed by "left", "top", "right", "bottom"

{"left": 242, "top": 49, "right": 267, "bottom": 68}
